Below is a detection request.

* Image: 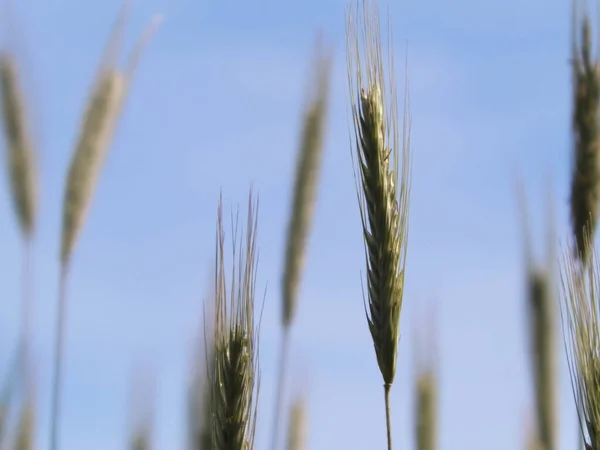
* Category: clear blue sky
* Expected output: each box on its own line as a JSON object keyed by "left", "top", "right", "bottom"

{"left": 0, "top": 0, "right": 580, "bottom": 449}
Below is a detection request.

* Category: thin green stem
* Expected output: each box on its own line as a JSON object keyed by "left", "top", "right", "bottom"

{"left": 384, "top": 383, "right": 393, "bottom": 450}
{"left": 270, "top": 327, "right": 290, "bottom": 450}
{"left": 20, "top": 238, "right": 33, "bottom": 381}
{"left": 49, "top": 264, "right": 69, "bottom": 450}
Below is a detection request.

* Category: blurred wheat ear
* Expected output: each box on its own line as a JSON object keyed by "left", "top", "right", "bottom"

{"left": 413, "top": 310, "right": 438, "bottom": 450}
{"left": 208, "top": 191, "right": 261, "bottom": 450}
{"left": 0, "top": 53, "right": 37, "bottom": 238}
{"left": 570, "top": 0, "right": 600, "bottom": 265}
{"left": 49, "top": 8, "right": 162, "bottom": 450}
{"left": 560, "top": 231, "right": 600, "bottom": 449}
{"left": 271, "top": 35, "right": 332, "bottom": 450}
{"left": 285, "top": 396, "right": 308, "bottom": 450}
{"left": 517, "top": 182, "right": 558, "bottom": 450}
{"left": 188, "top": 300, "right": 215, "bottom": 450}
{"left": 0, "top": 45, "right": 39, "bottom": 388}
{"left": 346, "top": 0, "right": 411, "bottom": 448}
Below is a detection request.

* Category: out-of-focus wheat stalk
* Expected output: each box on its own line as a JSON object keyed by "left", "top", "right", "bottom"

{"left": 13, "top": 397, "right": 35, "bottom": 450}
{"left": 413, "top": 310, "right": 437, "bottom": 450}
{"left": 346, "top": 0, "right": 411, "bottom": 448}
{"left": 49, "top": 8, "right": 161, "bottom": 450}
{"left": 560, "top": 232, "right": 600, "bottom": 449}
{"left": 570, "top": 0, "right": 600, "bottom": 265}
{"left": 0, "top": 41, "right": 39, "bottom": 394}
{"left": 188, "top": 299, "right": 215, "bottom": 450}
{"left": 285, "top": 396, "right": 307, "bottom": 450}
{"left": 271, "top": 36, "right": 331, "bottom": 450}
{"left": 208, "top": 191, "right": 261, "bottom": 450}
{"left": 517, "top": 182, "right": 558, "bottom": 450}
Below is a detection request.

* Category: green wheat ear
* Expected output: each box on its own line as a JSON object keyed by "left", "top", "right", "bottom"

{"left": 570, "top": 0, "right": 600, "bottom": 265}
{"left": 346, "top": 1, "right": 411, "bottom": 448}
{"left": 560, "top": 230, "right": 600, "bottom": 449}
{"left": 209, "top": 191, "right": 261, "bottom": 450}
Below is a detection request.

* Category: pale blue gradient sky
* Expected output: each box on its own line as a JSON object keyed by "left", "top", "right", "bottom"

{"left": 0, "top": 0, "right": 579, "bottom": 449}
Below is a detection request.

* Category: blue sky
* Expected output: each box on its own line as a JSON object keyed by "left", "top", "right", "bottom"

{"left": 0, "top": 0, "right": 581, "bottom": 449}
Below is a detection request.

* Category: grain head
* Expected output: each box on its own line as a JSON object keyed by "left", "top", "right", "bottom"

{"left": 286, "top": 396, "right": 308, "bottom": 450}
{"left": 346, "top": 0, "right": 412, "bottom": 386}
{"left": 413, "top": 310, "right": 438, "bottom": 450}
{"left": 0, "top": 53, "right": 37, "bottom": 238}
{"left": 517, "top": 183, "right": 558, "bottom": 450}
{"left": 59, "top": 12, "right": 161, "bottom": 265}
{"left": 281, "top": 37, "right": 332, "bottom": 329}
{"left": 560, "top": 234, "right": 600, "bottom": 449}
{"left": 209, "top": 192, "right": 261, "bottom": 450}
{"left": 570, "top": 1, "right": 600, "bottom": 265}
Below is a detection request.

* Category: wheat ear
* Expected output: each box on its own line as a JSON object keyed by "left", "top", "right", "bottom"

{"left": 209, "top": 191, "right": 261, "bottom": 450}
{"left": 346, "top": 0, "right": 411, "bottom": 448}
{"left": 413, "top": 309, "right": 438, "bottom": 450}
{"left": 0, "top": 51, "right": 39, "bottom": 391}
{"left": 560, "top": 230, "right": 600, "bottom": 449}
{"left": 570, "top": 0, "right": 600, "bottom": 265}
{"left": 285, "top": 396, "right": 308, "bottom": 450}
{"left": 271, "top": 36, "right": 332, "bottom": 450}
{"left": 516, "top": 181, "right": 558, "bottom": 450}
{"left": 49, "top": 10, "right": 161, "bottom": 450}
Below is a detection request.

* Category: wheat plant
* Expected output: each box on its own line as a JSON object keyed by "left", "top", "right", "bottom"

{"left": 570, "top": 0, "right": 600, "bottom": 265}
{"left": 560, "top": 233, "right": 600, "bottom": 450}
{"left": 49, "top": 8, "right": 161, "bottom": 450}
{"left": 271, "top": 37, "right": 332, "bottom": 450}
{"left": 517, "top": 183, "right": 558, "bottom": 450}
{"left": 208, "top": 192, "right": 261, "bottom": 450}
{"left": 346, "top": 0, "right": 412, "bottom": 447}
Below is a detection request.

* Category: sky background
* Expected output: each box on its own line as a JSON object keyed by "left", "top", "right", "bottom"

{"left": 0, "top": 0, "right": 581, "bottom": 449}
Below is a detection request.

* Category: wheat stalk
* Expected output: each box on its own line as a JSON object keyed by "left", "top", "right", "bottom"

{"left": 560, "top": 232, "right": 600, "bottom": 449}
{"left": 346, "top": 0, "right": 411, "bottom": 448}
{"left": 49, "top": 9, "right": 161, "bottom": 450}
{"left": 271, "top": 36, "right": 332, "bottom": 450}
{"left": 570, "top": 0, "right": 600, "bottom": 265}
{"left": 517, "top": 181, "right": 558, "bottom": 450}
{"left": 285, "top": 396, "right": 307, "bottom": 450}
{"left": 0, "top": 49, "right": 39, "bottom": 395}
{"left": 208, "top": 191, "right": 261, "bottom": 450}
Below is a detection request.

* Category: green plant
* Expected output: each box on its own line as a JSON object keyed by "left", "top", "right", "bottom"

{"left": 346, "top": 0, "right": 412, "bottom": 447}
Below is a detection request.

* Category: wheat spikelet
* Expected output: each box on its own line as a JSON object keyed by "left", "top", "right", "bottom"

{"left": 413, "top": 309, "right": 438, "bottom": 450}
{"left": 415, "top": 371, "right": 436, "bottom": 450}
{"left": 517, "top": 182, "right": 558, "bottom": 450}
{"left": 560, "top": 233, "right": 600, "bottom": 449}
{"left": 570, "top": 0, "right": 600, "bottom": 264}
{"left": 59, "top": 11, "right": 162, "bottom": 265}
{"left": 281, "top": 37, "right": 332, "bottom": 328}
{"left": 59, "top": 70, "right": 125, "bottom": 264}
{"left": 285, "top": 397, "right": 307, "bottom": 450}
{"left": 346, "top": 0, "right": 411, "bottom": 387}
{"left": 209, "top": 191, "right": 260, "bottom": 450}
{"left": 346, "top": 0, "right": 411, "bottom": 447}
{"left": 0, "top": 54, "right": 37, "bottom": 238}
